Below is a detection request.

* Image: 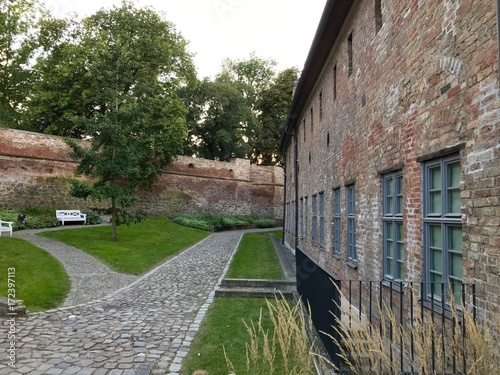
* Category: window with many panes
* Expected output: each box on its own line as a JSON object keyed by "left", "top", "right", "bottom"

{"left": 312, "top": 194, "right": 318, "bottom": 246}
{"left": 319, "top": 192, "right": 325, "bottom": 249}
{"left": 300, "top": 198, "right": 304, "bottom": 239}
{"left": 346, "top": 184, "right": 356, "bottom": 262}
{"left": 333, "top": 188, "right": 341, "bottom": 256}
{"left": 423, "top": 154, "right": 462, "bottom": 305}
{"left": 305, "top": 196, "right": 309, "bottom": 240}
{"left": 383, "top": 171, "right": 404, "bottom": 281}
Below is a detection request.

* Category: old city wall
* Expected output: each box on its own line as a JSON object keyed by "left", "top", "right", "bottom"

{"left": 0, "top": 128, "right": 284, "bottom": 219}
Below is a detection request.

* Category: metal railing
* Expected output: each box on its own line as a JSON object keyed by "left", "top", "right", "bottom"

{"left": 295, "top": 248, "right": 480, "bottom": 374}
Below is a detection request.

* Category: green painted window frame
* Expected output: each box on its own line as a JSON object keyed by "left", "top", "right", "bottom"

{"left": 423, "top": 154, "right": 462, "bottom": 306}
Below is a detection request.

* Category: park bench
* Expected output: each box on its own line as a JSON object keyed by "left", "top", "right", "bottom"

{"left": 0, "top": 220, "right": 13, "bottom": 237}
{"left": 56, "top": 210, "right": 87, "bottom": 225}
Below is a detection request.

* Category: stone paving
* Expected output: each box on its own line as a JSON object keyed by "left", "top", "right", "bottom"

{"left": 14, "top": 227, "right": 138, "bottom": 307}
{"left": 0, "top": 229, "right": 245, "bottom": 375}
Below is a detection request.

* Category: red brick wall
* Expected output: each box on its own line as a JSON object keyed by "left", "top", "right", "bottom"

{"left": 284, "top": 0, "right": 499, "bottom": 312}
{"left": 0, "top": 129, "right": 284, "bottom": 219}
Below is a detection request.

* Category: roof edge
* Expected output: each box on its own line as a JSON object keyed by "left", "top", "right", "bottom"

{"left": 280, "top": 0, "right": 354, "bottom": 151}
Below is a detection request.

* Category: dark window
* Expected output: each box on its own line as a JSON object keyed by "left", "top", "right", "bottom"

{"left": 423, "top": 154, "right": 462, "bottom": 305}
{"left": 375, "top": 0, "right": 382, "bottom": 33}
{"left": 319, "top": 192, "right": 325, "bottom": 249}
{"left": 346, "top": 184, "right": 356, "bottom": 262}
{"left": 333, "top": 64, "right": 337, "bottom": 100}
{"left": 319, "top": 91, "right": 323, "bottom": 120}
{"left": 383, "top": 171, "right": 404, "bottom": 281}
{"left": 312, "top": 194, "right": 318, "bottom": 246}
{"left": 305, "top": 196, "right": 309, "bottom": 240}
{"left": 303, "top": 119, "right": 306, "bottom": 142}
{"left": 300, "top": 198, "right": 304, "bottom": 239}
{"left": 348, "top": 33, "right": 353, "bottom": 77}
{"left": 333, "top": 188, "right": 341, "bottom": 256}
{"left": 310, "top": 108, "right": 314, "bottom": 133}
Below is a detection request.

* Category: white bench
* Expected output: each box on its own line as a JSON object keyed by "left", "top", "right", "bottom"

{"left": 0, "top": 220, "right": 13, "bottom": 237}
{"left": 56, "top": 210, "right": 87, "bottom": 225}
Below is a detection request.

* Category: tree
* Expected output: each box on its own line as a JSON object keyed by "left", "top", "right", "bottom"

{"left": 183, "top": 77, "right": 255, "bottom": 161}
{"left": 184, "top": 53, "right": 290, "bottom": 163}
{"left": 0, "top": 0, "right": 39, "bottom": 128}
{"left": 40, "top": 1, "right": 195, "bottom": 240}
{"left": 220, "top": 52, "right": 276, "bottom": 111}
{"left": 253, "top": 67, "right": 299, "bottom": 165}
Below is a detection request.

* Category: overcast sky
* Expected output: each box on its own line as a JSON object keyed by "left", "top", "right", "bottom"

{"left": 42, "top": 0, "right": 326, "bottom": 79}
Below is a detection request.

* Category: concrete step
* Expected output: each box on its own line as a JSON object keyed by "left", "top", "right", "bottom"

{"left": 220, "top": 278, "right": 296, "bottom": 289}
{"left": 215, "top": 286, "right": 295, "bottom": 298}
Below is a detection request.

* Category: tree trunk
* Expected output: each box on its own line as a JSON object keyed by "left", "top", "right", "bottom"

{"left": 111, "top": 196, "right": 117, "bottom": 241}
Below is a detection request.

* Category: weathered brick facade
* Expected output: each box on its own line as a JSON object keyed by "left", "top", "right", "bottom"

{"left": 282, "top": 0, "right": 499, "bottom": 317}
{"left": 0, "top": 129, "right": 284, "bottom": 219}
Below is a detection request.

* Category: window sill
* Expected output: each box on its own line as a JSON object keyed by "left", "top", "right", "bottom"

{"left": 421, "top": 299, "right": 461, "bottom": 320}
{"left": 346, "top": 260, "right": 358, "bottom": 269}
{"left": 333, "top": 253, "right": 341, "bottom": 260}
{"left": 382, "top": 279, "right": 404, "bottom": 293}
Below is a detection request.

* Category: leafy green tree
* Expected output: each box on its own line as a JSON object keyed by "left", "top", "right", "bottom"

{"left": 253, "top": 67, "right": 299, "bottom": 165}
{"left": 184, "top": 77, "right": 255, "bottom": 161}
{"left": 38, "top": 1, "right": 195, "bottom": 240}
{"left": 0, "top": 0, "right": 39, "bottom": 128}
{"left": 220, "top": 52, "right": 276, "bottom": 111}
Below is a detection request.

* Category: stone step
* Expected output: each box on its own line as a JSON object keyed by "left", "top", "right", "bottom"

{"left": 215, "top": 286, "right": 295, "bottom": 298}
{"left": 220, "top": 278, "right": 296, "bottom": 289}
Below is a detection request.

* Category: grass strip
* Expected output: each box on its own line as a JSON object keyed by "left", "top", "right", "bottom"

{"left": 181, "top": 297, "right": 282, "bottom": 375}
{"left": 39, "top": 217, "right": 209, "bottom": 275}
{"left": 0, "top": 238, "right": 70, "bottom": 311}
{"left": 226, "top": 231, "right": 284, "bottom": 280}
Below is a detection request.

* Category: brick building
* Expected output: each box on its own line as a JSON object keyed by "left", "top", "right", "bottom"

{"left": 281, "top": 0, "right": 499, "bottom": 367}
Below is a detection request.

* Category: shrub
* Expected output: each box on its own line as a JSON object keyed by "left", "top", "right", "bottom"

{"left": 253, "top": 218, "right": 277, "bottom": 228}
{"left": 83, "top": 211, "right": 102, "bottom": 225}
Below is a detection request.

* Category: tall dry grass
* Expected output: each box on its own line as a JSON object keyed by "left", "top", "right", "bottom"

{"left": 327, "top": 284, "right": 500, "bottom": 375}
{"left": 224, "top": 295, "right": 322, "bottom": 375}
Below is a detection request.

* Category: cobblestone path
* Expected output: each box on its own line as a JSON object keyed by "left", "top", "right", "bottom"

{"left": 0, "top": 231, "right": 243, "bottom": 375}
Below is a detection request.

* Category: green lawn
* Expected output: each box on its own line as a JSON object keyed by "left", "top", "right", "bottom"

{"left": 39, "top": 218, "right": 209, "bottom": 275}
{"left": 181, "top": 297, "right": 281, "bottom": 375}
{"left": 0, "top": 238, "right": 70, "bottom": 311}
{"left": 226, "top": 231, "right": 284, "bottom": 280}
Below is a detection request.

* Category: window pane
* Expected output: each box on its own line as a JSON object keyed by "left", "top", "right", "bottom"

{"left": 449, "top": 226, "right": 462, "bottom": 251}
{"left": 430, "top": 191, "right": 442, "bottom": 213}
{"left": 431, "top": 273, "right": 443, "bottom": 296}
{"left": 431, "top": 249, "right": 442, "bottom": 272}
{"left": 450, "top": 280, "right": 463, "bottom": 305}
{"left": 449, "top": 253, "right": 463, "bottom": 279}
{"left": 396, "top": 176, "right": 403, "bottom": 214}
{"left": 449, "top": 190, "right": 461, "bottom": 214}
{"left": 386, "top": 177, "right": 393, "bottom": 196}
{"left": 397, "top": 260, "right": 404, "bottom": 280}
{"left": 448, "top": 161, "right": 460, "bottom": 188}
{"left": 430, "top": 166, "right": 442, "bottom": 190}
{"left": 386, "top": 197, "right": 394, "bottom": 215}
{"left": 430, "top": 225, "right": 442, "bottom": 248}
{"left": 397, "top": 241, "right": 404, "bottom": 261}
{"left": 387, "top": 261, "right": 393, "bottom": 276}
{"left": 386, "top": 222, "right": 393, "bottom": 240}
